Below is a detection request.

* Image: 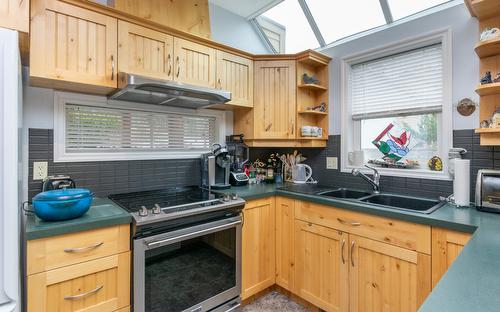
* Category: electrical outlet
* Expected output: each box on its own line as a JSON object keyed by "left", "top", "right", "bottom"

{"left": 33, "top": 161, "right": 48, "bottom": 180}
{"left": 326, "top": 157, "right": 338, "bottom": 170}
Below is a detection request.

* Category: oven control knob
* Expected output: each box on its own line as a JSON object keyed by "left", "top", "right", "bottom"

{"left": 230, "top": 193, "right": 238, "bottom": 200}
{"left": 138, "top": 206, "right": 149, "bottom": 217}
{"left": 152, "top": 204, "right": 161, "bottom": 214}
{"left": 222, "top": 194, "right": 231, "bottom": 202}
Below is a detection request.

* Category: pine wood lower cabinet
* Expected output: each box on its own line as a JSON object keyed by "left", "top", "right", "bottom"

{"left": 431, "top": 228, "right": 472, "bottom": 287}
{"left": 28, "top": 252, "right": 131, "bottom": 312}
{"left": 275, "top": 196, "right": 295, "bottom": 291}
{"left": 349, "top": 235, "right": 431, "bottom": 312}
{"left": 241, "top": 197, "right": 276, "bottom": 299}
{"left": 294, "top": 220, "right": 348, "bottom": 312}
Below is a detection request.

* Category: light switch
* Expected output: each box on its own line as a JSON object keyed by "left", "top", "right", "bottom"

{"left": 326, "top": 157, "right": 338, "bottom": 170}
{"left": 33, "top": 161, "right": 48, "bottom": 180}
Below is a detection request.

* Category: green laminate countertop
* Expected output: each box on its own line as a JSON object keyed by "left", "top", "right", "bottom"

{"left": 229, "top": 183, "right": 500, "bottom": 312}
{"left": 25, "top": 197, "right": 132, "bottom": 240}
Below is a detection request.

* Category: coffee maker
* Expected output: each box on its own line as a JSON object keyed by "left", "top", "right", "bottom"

{"left": 201, "top": 143, "right": 231, "bottom": 190}
{"left": 226, "top": 134, "right": 249, "bottom": 186}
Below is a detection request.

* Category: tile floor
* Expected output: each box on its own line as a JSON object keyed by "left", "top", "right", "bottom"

{"left": 242, "top": 291, "right": 309, "bottom": 312}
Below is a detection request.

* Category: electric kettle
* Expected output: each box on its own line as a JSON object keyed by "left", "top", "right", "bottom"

{"left": 292, "top": 164, "right": 313, "bottom": 184}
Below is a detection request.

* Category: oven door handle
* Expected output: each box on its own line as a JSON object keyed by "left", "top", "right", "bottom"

{"left": 145, "top": 220, "right": 242, "bottom": 248}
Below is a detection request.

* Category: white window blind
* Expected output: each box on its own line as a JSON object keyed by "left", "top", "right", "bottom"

{"left": 350, "top": 43, "right": 443, "bottom": 120}
{"left": 65, "top": 104, "right": 216, "bottom": 153}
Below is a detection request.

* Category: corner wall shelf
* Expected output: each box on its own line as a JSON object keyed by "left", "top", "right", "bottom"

{"left": 475, "top": 37, "right": 500, "bottom": 58}
{"left": 297, "top": 84, "right": 327, "bottom": 91}
{"left": 475, "top": 82, "right": 500, "bottom": 96}
{"left": 297, "top": 110, "right": 328, "bottom": 115}
{"left": 466, "top": 0, "right": 500, "bottom": 20}
{"left": 475, "top": 128, "right": 500, "bottom": 134}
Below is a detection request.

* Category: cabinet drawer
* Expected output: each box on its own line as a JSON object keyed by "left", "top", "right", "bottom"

{"left": 27, "top": 224, "right": 130, "bottom": 275}
{"left": 295, "top": 201, "right": 431, "bottom": 254}
{"left": 27, "top": 252, "right": 131, "bottom": 312}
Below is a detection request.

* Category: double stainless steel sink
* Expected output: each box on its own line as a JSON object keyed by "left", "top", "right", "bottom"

{"left": 315, "top": 188, "right": 445, "bottom": 214}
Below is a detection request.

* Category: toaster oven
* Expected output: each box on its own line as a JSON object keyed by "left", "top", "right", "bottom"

{"left": 476, "top": 169, "right": 500, "bottom": 213}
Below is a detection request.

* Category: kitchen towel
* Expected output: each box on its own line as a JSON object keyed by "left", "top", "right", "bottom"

{"left": 453, "top": 159, "right": 470, "bottom": 206}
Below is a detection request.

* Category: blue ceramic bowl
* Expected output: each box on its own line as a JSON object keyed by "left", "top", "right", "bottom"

{"left": 32, "top": 188, "right": 93, "bottom": 221}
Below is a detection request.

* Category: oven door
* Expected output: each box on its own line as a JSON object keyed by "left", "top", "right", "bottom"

{"left": 134, "top": 215, "right": 242, "bottom": 312}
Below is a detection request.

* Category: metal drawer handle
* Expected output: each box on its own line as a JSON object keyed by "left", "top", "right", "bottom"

{"left": 265, "top": 123, "right": 273, "bottom": 131}
{"left": 341, "top": 239, "right": 346, "bottom": 264}
{"left": 337, "top": 218, "right": 361, "bottom": 227}
{"left": 146, "top": 220, "right": 241, "bottom": 248}
{"left": 176, "top": 56, "right": 180, "bottom": 77}
{"left": 64, "top": 242, "right": 103, "bottom": 253}
{"left": 64, "top": 285, "right": 103, "bottom": 301}
{"left": 167, "top": 54, "right": 172, "bottom": 76}
{"left": 111, "top": 55, "right": 115, "bottom": 80}
{"left": 351, "top": 240, "right": 355, "bottom": 267}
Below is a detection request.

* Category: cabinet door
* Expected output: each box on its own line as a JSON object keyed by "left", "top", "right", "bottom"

{"left": 27, "top": 252, "right": 130, "bottom": 312}
{"left": 253, "top": 60, "right": 296, "bottom": 139}
{"left": 173, "top": 37, "right": 216, "bottom": 87}
{"left": 216, "top": 51, "right": 253, "bottom": 108}
{"left": 275, "top": 196, "right": 295, "bottom": 291}
{"left": 294, "top": 220, "right": 348, "bottom": 312}
{"left": 431, "top": 228, "right": 471, "bottom": 287}
{"left": 349, "top": 235, "right": 431, "bottom": 312}
{"left": 242, "top": 197, "right": 276, "bottom": 299}
{"left": 30, "top": 0, "right": 118, "bottom": 92}
{"left": 0, "top": 0, "right": 29, "bottom": 32}
{"left": 118, "top": 21, "right": 174, "bottom": 80}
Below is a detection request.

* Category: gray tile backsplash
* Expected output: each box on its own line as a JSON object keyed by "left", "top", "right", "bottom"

{"left": 250, "top": 130, "right": 500, "bottom": 201}
{"left": 29, "top": 128, "right": 499, "bottom": 202}
{"left": 28, "top": 129, "right": 200, "bottom": 200}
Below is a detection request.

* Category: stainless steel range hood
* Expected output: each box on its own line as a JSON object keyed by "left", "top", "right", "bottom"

{"left": 109, "top": 73, "right": 231, "bottom": 109}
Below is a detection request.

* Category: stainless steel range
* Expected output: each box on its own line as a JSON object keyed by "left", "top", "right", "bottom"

{"left": 109, "top": 186, "right": 245, "bottom": 312}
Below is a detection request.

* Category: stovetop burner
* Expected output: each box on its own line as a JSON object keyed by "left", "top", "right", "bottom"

{"left": 109, "top": 186, "right": 245, "bottom": 228}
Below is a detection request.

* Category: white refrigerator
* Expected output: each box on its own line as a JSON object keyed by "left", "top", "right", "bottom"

{"left": 0, "top": 28, "right": 21, "bottom": 312}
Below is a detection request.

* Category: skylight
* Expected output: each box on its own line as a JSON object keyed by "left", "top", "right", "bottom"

{"left": 262, "top": 0, "right": 319, "bottom": 53}
{"left": 306, "top": 0, "right": 386, "bottom": 44}
{"left": 387, "top": 0, "right": 451, "bottom": 21}
{"left": 256, "top": 0, "right": 454, "bottom": 53}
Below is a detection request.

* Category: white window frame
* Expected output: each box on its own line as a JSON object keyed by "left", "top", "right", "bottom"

{"left": 340, "top": 28, "right": 453, "bottom": 180}
{"left": 53, "top": 91, "right": 227, "bottom": 162}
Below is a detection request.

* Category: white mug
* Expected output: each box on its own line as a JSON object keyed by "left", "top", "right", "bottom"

{"left": 348, "top": 150, "right": 364, "bottom": 166}
{"left": 301, "top": 126, "right": 312, "bottom": 137}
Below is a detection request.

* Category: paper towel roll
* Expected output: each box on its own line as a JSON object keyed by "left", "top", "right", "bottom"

{"left": 453, "top": 159, "right": 470, "bottom": 206}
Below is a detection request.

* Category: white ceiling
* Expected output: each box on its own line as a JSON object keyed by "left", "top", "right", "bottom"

{"left": 209, "top": 0, "right": 282, "bottom": 19}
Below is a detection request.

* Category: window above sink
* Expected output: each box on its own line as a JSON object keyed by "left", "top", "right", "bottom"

{"left": 340, "top": 29, "right": 453, "bottom": 181}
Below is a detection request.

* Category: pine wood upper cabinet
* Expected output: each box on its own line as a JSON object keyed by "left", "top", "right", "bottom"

{"left": 173, "top": 37, "right": 216, "bottom": 88}
{"left": 349, "top": 235, "right": 431, "bottom": 312}
{"left": 253, "top": 60, "right": 296, "bottom": 139}
{"left": 216, "top": 51, "right": 253, "bottom": 108}
{"left": 118, "top": 21, "right": 174, "bottom": 80}
{"left": 27, "top": 252, "right": 130, "bottom": 312}
{"left": 0, "top": 0, "right": 29, "bottom": 32}
{"left": 431, "top": 228, "right": 472, "bottom": 287}
{"left": 30, "top": 0, "right": 118, "bottom": 93}
{"left": 294, "top": 220, "right": 349, "bottom": 312}
{"left": 275, "top": 197, "right": 295, "bottom": 291}
{"left": 241, "top": 197, "right": 276, "bottom": 300}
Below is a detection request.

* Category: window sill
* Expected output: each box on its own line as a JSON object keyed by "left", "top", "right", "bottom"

{"left": 341, "top": 165, "right": 452, "bottom": 181}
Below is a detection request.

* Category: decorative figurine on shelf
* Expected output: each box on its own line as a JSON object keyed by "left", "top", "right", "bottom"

{"left": 306, "top": 102, "right": 327, "bottom": 112}
{"left": 492, "top": 108, "right": 500, "bottom": 128}
{"left": 302, "top": 73, "right": 320, "bottom": 85}
{"left": 480, "top": 71, "right": 492, "bottom": 85}
{"left": 480, "top": 119, "right": 492, "bottom": 128}
{"left": 480, "top": 28, "right": 500, "bottom": 41}
{"left": 428, "top": 156, "right": 443, "bottom": 171}
{"left": 493, "top": 73, "right": 500, "bottom": 83}
{"left": 456, "top": 98, "right": 477, "bottom": 117}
